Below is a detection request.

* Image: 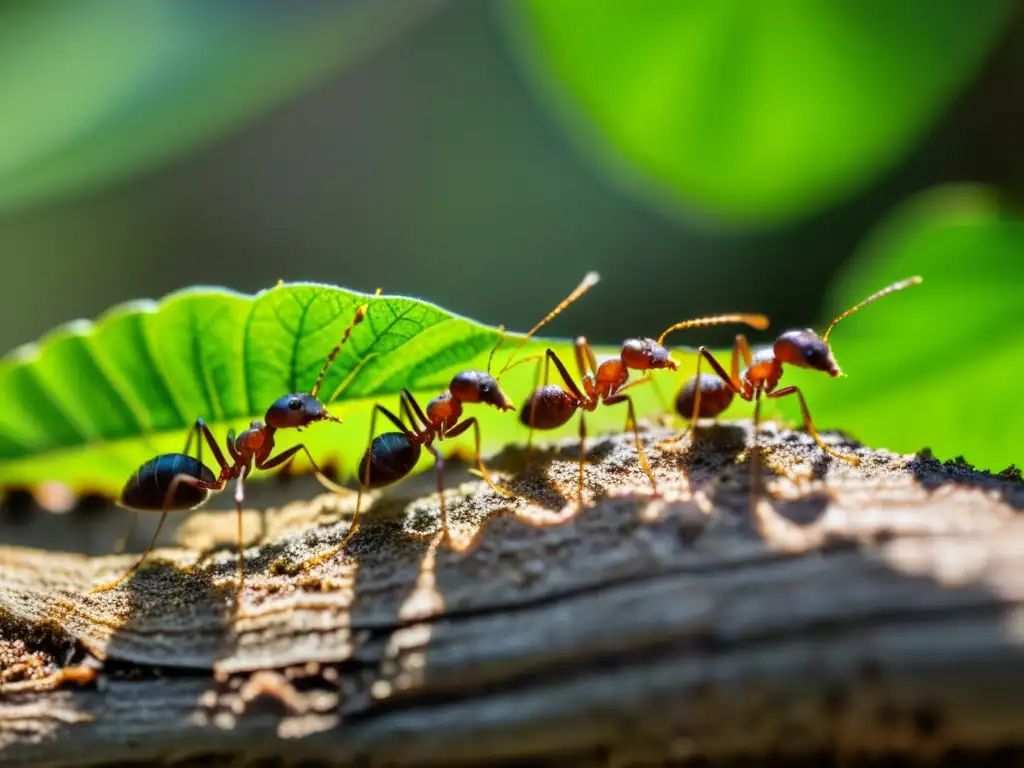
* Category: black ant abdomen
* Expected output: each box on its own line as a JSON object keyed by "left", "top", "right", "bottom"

{"left": 358, "top": 432, "right": 423, "bottom": 488}
{"left": 675, "top": 373, "right": 735, "bottom": 421}
{"left": 520, "top": 385, "right": 578, "bottom": 430}
{"left": 121, "top": 453, "right": 216, "bottom": 511}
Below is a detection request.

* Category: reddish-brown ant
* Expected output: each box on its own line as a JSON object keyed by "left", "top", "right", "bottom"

{"left": 499, "top": 286, "right": 770, "bottom": 505}
{"left": 88, "top": 300, "right": 371, "bottom": 595}
{"left": 303, "top": 273, "right": 601, "bottom": 565}
{"left": 674, "top": 276, "right": 923, "bottom": 468}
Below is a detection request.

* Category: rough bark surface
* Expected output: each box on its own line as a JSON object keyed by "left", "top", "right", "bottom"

{"left": 1, "top": 422, "right": 1022, "bottom": 767}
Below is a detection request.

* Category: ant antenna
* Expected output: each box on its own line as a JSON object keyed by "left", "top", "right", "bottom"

{"left": 486, "top": 325, "right": 506, "bottom": 374}
{"left": 497, "top": 271, "right": 600, "bottom": 377}
{"left": 822, "top": 276, "right": 922, "bottom": 342}
{"left": 310, "top": 289, "right": 381, "bottom": 398}
{"left": 656, "top": 314, "right": 770, "bottom": 346}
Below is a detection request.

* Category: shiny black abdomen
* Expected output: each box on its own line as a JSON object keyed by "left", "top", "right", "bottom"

{"left": 358, "top": 432, "right": 422, "bottom": 488}
{"left": 519, "top": 384, "right": 578, "bottom": 429}
{"left": 675, "top": 373, "right": 735, "bottom": 420}
{"left": 120, "top": 453, "right": 217, "bottom": 511}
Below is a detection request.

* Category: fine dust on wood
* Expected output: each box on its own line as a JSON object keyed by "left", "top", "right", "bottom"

{"left": 1, "top": 421, "right": 1023, "bottom": 767}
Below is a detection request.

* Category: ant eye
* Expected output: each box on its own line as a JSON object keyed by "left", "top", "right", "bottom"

{"left": 288, "top": 398, "right": 302, "bottom": 410}
{"left": 804, "top": 347, "right": 817, "bottom": 362}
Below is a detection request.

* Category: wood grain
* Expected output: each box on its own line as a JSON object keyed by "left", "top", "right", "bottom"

{"left": 1, "top": 422, "right": 1022, "bottom": 766}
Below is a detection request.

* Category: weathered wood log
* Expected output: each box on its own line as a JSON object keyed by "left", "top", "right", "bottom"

{"left": 1, "top": 422, "right": 1022, "bottom": 767}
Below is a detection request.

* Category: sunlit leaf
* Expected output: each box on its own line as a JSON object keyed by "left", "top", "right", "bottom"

{"left": 0, "top": 282, "right": 701, "bottom": 496}
{"left": 501, "top": 0, "right": 1013, "bottom": 226}
{"left": 769, "top": 185, "right": 1023, "bottom": 470}
{"left": 0, "top": 0, "right": 435, "bottom": 214}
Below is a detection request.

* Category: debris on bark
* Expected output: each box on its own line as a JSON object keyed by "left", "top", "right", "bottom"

{"left": 1, "top": 421, "right": 1023, "bottom": 767}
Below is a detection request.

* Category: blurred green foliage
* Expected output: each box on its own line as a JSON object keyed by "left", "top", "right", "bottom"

{"left": 504, "top": 0, "right": 1014, "bottom": 226}
{"left": 0, "top": 0, "right": 433, "bottom": 213}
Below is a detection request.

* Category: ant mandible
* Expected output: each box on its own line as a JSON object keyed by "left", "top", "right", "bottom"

{"left": 500, "top": 286, "right": 770, "bottom": 506}
{"left": 674, "top": 276, "right": 923, "bottom": 466}
{"left": 303, "top": 273, "right": 600, "bottom": 565}
{"left": 88, "top": 299, "right": 371, "bottom": 596}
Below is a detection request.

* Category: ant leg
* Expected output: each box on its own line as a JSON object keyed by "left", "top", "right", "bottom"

{"left": 617, "top": 373, "right": 653, "bottom": 394}
{"left": 257, "top": 443, "right": 352, "bottom": 495}
{"left": 576, "top": 411, "right": 588, "bottom": 507}
{"left": 192, "top": 418, "right": 231, "bottom": 471}
{"left": 544, "top": 349, "right": 587, "bottom": 401}
{"left": 604, "top": 393, "right": 658, "bottom": 494}
{"left": 686, "top": 351, "right": 705, "bottom": 441}
{"left": 401, "top": 391, "right": 466, "bottom": 547}
{"left": 731, "top": 334, "right": 753, "bottom": 383}
{"left": 446, "top": 417, "right": 514, "bottom": 498}
{"left": 427, "top": 444, "right": 449, "bottom": 541}
{"left": 399, "top": 397, "right": 421, "bottom": 440}
{"left": 524, "top": 352, "right": 549, "bottom": 458}
{"left": 517, "top": 350, "right": 556, "bottom": 462}
{"left": 573, "top": 337, "right": 598, "bottom": 379}
{"left": 303, "top": 404, "right": 410, "bottom": 569}
{"left": 233, "top": 468, "right": 249, "bottom": 594}
{"left": 225, "top": 429, "right": 240, "bottom": 464}
{"left": 90, "top": 475, "right": 223, "bottom": 594}
{"left": 766, "top": 386, "right": 861, "bottom": 466}
{"left": 683, "top": 347, "right": 745, "bottom": 442}
{"left": 749, "top": 391, "right": 764, "bottom": 515}
{"left": 400, "top": 390, "right": 431, "bottom": 434}
{"left": 540, "top": 349, "right": 590, "bottom": 503}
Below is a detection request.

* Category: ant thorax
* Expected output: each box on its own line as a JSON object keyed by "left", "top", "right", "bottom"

{"left": 426, "top": 391, "right": 462, "bottom": 430}
{"left": 589, "top": 355, "right": 628, "bottom": 399}
{"left": 741, "top": 347, "right": 782, "bottom": 392}
{"left": 235, "top": 420, "right": 267, "bottom": 457}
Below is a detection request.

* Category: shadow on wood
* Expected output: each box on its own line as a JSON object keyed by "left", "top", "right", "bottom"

{"left": 1, "top": 421, "right": 1023, "bottom": 767}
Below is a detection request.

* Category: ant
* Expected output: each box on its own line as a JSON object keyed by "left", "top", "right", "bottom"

{"left": 674, "top": 276, "right": 923, "bottom": 470}
{"left": 88, "top": 299, "right": 372, "bottom": 596}
{"left": 304, "top": 272, "right": 601, "bottom": 564}
{"left": 500, "top": 287, "right": 769, "bottom": 506}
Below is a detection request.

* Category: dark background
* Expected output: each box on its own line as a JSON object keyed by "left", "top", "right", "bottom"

{"left": 1, "top": 2, "right": 1022, "bottom": 354}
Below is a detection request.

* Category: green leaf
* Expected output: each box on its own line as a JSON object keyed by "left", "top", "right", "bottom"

{"left": 0, "top": 282, "right": 698, "bottom": 497}
{"left": 768, "top": 185, "right": 1023, "bottom": 470}
{"left": 0, "top": 1, "right": 434, "bottom": 214}
{"left": 501, "top": 0, "right": 1013, "bottom": 226}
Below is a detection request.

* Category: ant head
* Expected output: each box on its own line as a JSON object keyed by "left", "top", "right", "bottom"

{"left": 774, "top": 330, "right": 841, "bottom": 377}
{"left": 620, "top": 338, "right": 678, "bottom": 371}
{"left": 776, "top": 275, "right": 923, "bottom": 379}
{"left": 265, "top": 393, "right": 340, "bottom": 429}
{"left": 450, "top": 370, "right": 516, "bottom": 411}
{"left": 449, "top": 370, "right": 515, "bottom": 411}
